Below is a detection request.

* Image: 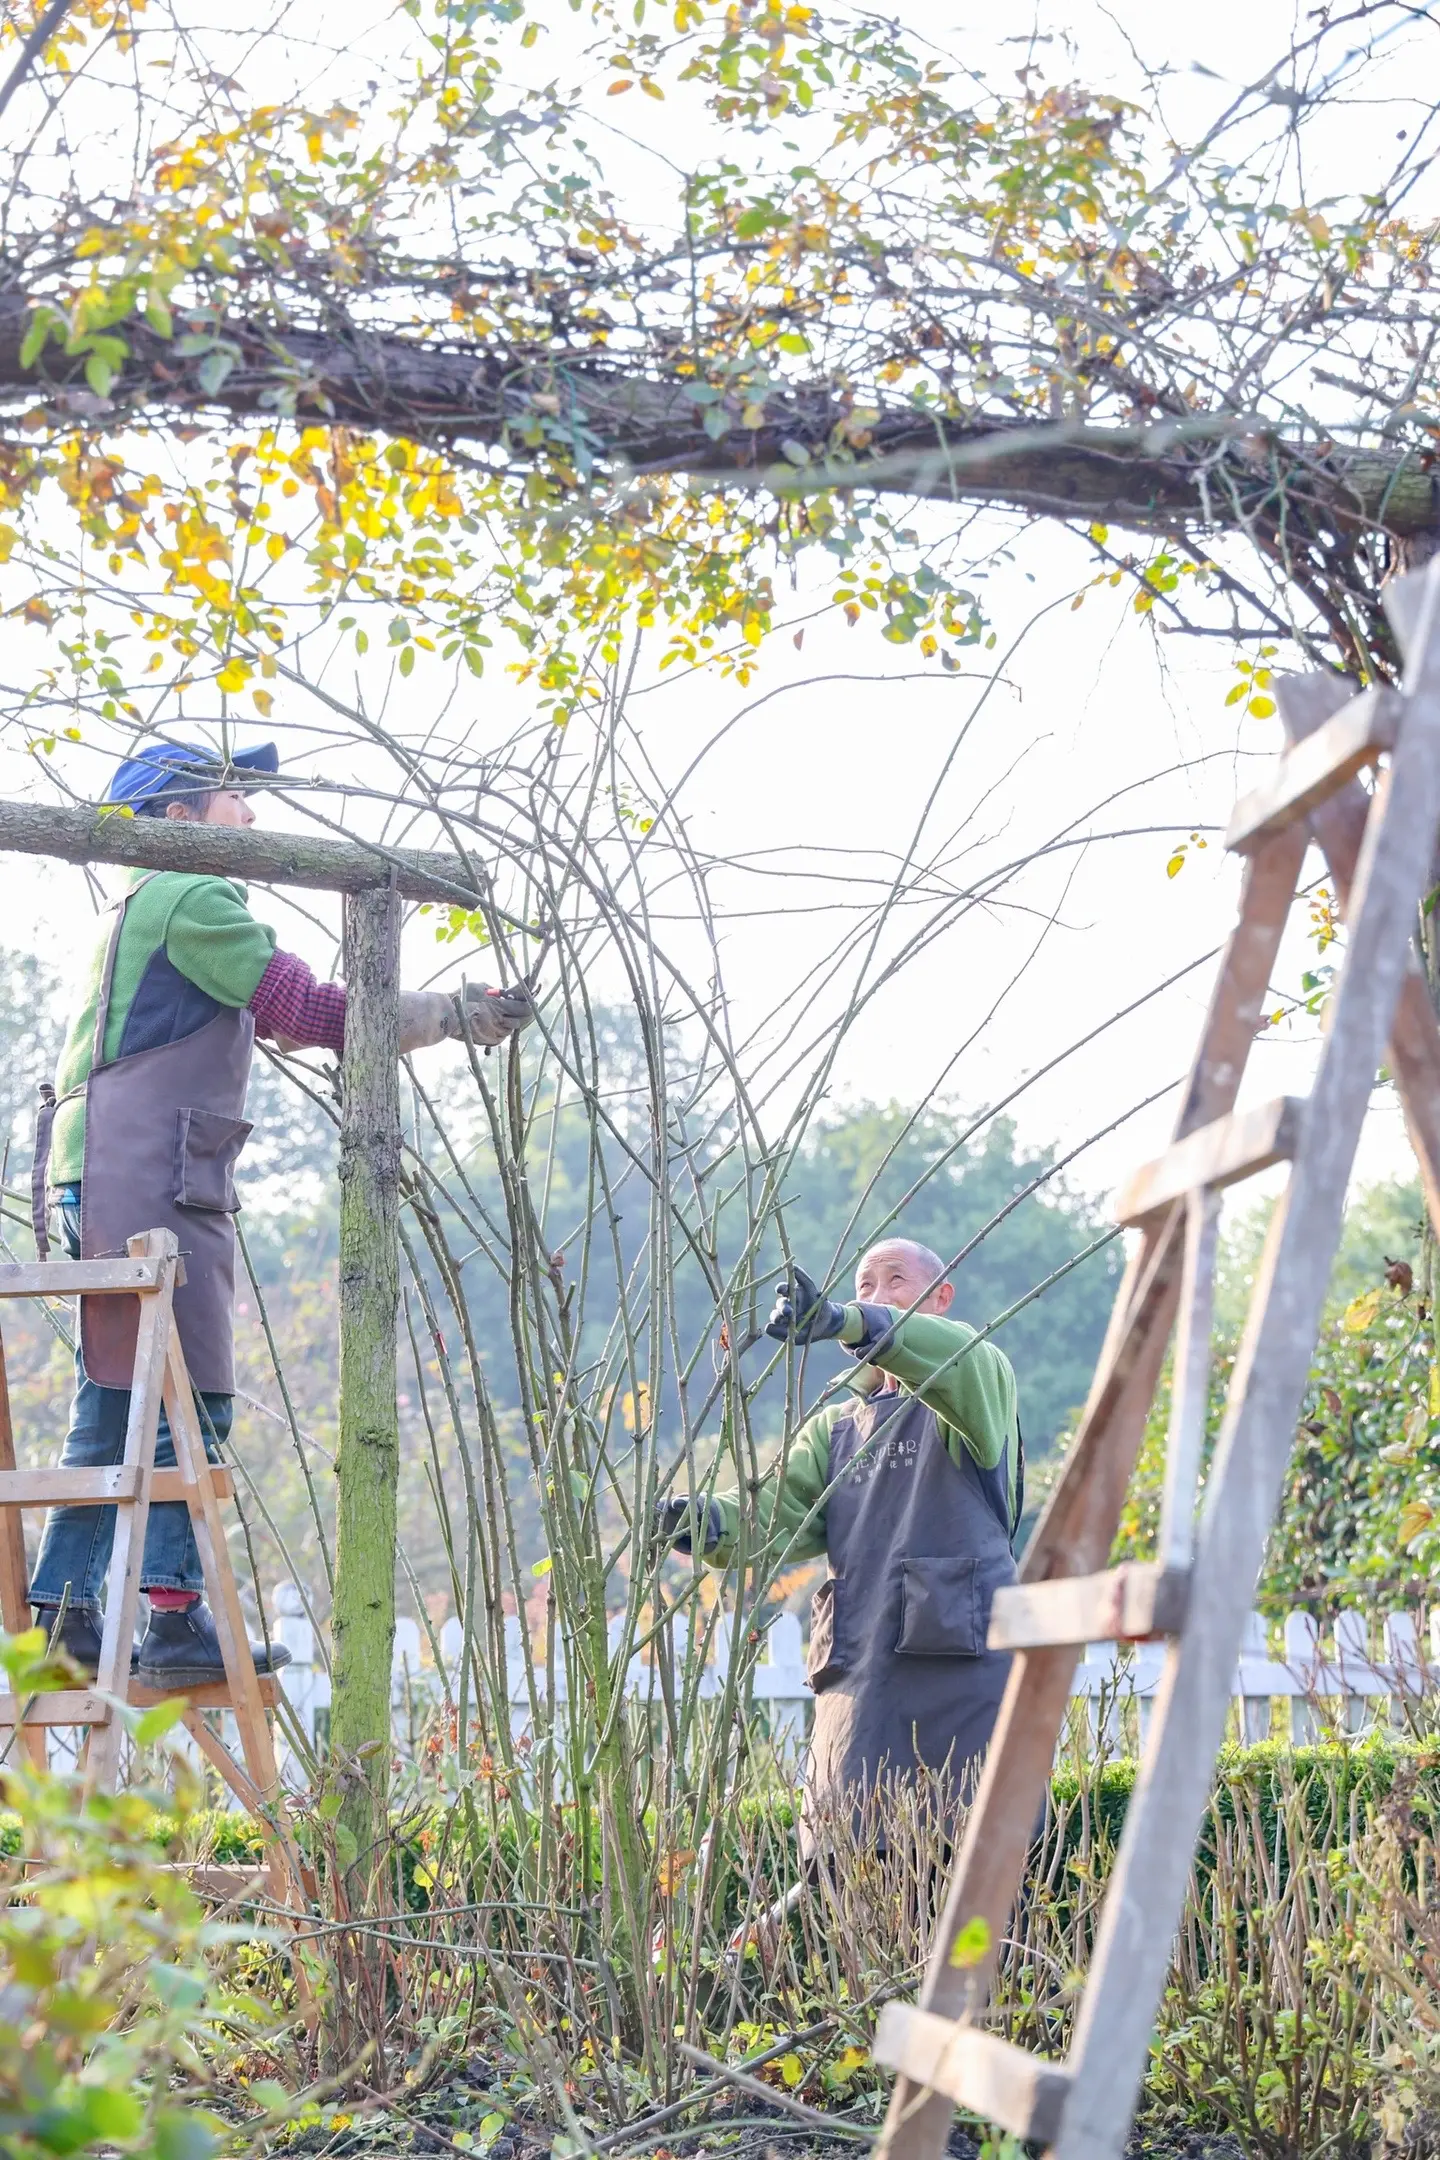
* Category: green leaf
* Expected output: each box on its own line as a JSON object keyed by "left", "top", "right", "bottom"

{"left": 148, "top": 1963, "right": 208, "bottom": 2012}
{"left": 132, "top": 1697, "right": 187, "bottom": 1745}
{"left": 398, "top": 643, "right": 416, "bottom": 677}
{"left": 947, "top": 1914, "right": 992, "bottom": 1969}
{"left": 77, "top": 2087, "right": 145, "bottom": 2140}
{"left": 154, "top": 2106, "right": 222, "bottom": 2160}
{"left": 84, "top": 351, "right": 116, "bottom": 397}
{"left": 532, "top": 1555, "right": 552, "bottom": 1577}
{"left": 317, "top": 1791, "right": 344, "bottom": 1820}
{"left": 19, "top": 308, "right": 57, "bottom": 369}
{"left": 196, "top": 349, "right": 236, "bottom": 394}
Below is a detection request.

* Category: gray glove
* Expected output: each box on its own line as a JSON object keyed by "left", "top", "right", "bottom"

{"left": 765, "top": 1265, "right": 848, "bottom": 1344}
{"left": 450, "top": 981, "right": 533, "bottom": 1047}
{"left": 652, "top": 1494, "right": 723, "bottom": 1558}
{"left": 396, "top": 983, "right": 534, "bottom": 1056}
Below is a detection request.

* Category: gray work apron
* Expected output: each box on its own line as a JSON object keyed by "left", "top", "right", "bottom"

{"left": 802, "top": 1386, "right": 1016, "bottom": 1844}
{"left": 41, "top": 876, "right": 255, "bottom": 1394}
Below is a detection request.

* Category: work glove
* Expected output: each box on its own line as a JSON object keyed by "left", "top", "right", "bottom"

{"left": 652, "top": 1493, "right": 723, "bottom": 1558}
{"left": 765, "top": 1265, "right": 848, "bottom": 1345}
{"left": 450, "top": 981, "right": 534, "bottom": 1047}
{"left": 396, "top": 983, "right": 534, "bottom": 1056}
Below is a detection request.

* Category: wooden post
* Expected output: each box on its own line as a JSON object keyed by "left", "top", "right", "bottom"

{"left": 329, "top": 884, "right": 402, "bottom": 1884}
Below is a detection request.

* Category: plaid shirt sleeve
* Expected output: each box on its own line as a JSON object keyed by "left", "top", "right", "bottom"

{"left": 249, "top": 948, "right": 347, "bottom": 1053}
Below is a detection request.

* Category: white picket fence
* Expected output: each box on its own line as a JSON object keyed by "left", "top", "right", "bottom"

{"left": 266, "top": 1588, "right": 1440, "bottom": 1789}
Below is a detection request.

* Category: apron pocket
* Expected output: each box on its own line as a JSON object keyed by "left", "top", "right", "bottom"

{"left": 806, "top": 1578, "right": 847, "bottom": 1691}
{"left": 896, "top": 1554, "right": 985, "bottom": 1657}
{"left": 173, "top": 1108, "right": 253, "bottom": 1212}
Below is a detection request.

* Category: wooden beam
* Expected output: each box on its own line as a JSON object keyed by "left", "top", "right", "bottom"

{"left": 0, "top": 1256, "right": 163, "bottom": 1297}
{"left": 988, "top": 1562, "right": 1189, "bottom": 1651}
{"left": 0, "top": 1465, "right": 144, "bottom": 1505}
{"left": 1225, "top": 686, "right": 1401, "bottom": 854}
{"left": 872, "top": 2009, "right": 1070, "bottom": 2145}
{"left": 151, "top": 1465, "right": 233, "bottom": 1503}
{"left": 0, "top": 1689, "right": 109, "bottom": 1725}
{"left": 0, "top": 797, "right": 484, "bottom": 906}
{"left": 1114, "top": 1097, "right": 1305, "bottom": 1226}
{"left": 128, "top": 1672, "right": 281, "bottom": 1711}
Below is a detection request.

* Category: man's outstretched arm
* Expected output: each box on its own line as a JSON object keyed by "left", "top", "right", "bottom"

{"left": 656, "top": 1401, "right": 844, "bottom": 1570}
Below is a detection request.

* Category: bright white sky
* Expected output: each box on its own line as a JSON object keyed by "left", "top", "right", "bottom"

{"left": 0, "top": 0, "right": 1425, "bottom": 1218}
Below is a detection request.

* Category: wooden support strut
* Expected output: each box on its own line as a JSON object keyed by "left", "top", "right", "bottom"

{"left": 0, "top": 1227, "right": 309, "bottom": 1927}
{"left": 872, "top": 556, "right": 1440, "bottom": 2160}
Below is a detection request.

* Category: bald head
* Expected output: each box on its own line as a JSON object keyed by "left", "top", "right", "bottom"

{"left": 855, "top": 1238, "right": 954, "bottom": 1317}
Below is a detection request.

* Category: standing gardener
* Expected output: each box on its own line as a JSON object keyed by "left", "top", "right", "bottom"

{"left": 29, "top": 739, "right": 532, "bottom": 1688}
{"left": 656, "top": 1238, "right": 1022, "bottom": 1843}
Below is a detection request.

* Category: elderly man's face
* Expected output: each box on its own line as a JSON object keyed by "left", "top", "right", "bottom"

{"left": 854, "top": 1242, "right": 953, "bottom": 1316}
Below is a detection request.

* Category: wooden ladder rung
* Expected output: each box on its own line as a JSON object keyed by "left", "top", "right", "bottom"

{"left": 152, "top": 1466, "right": 234, "bottom": 1503}
{"left": 1115, "top": 1096, "right": 1305, "bottom": 1226}
{"left": 989, "top": 1561, "right": 1188, "bottom": 1651}
{"left": 0, "top": 1466, "right": 144, "bottom": 1506}
{"left": 0, "top": 1466, "right": 234, "bottom": 1507}
{"left": 0, "top": 1257, "right": 166, "bottom": 1299}
{"left": 872, "top": 2008, "right": 1071, "bottom": 2145}
{"left": 1225, "top": 686, "right": 1400, "bottom": 855}
{"left": 0, "top": 1673, "right": 280, "bottom": 1725}
{"left": 0, "top": 1689, "right": 111, "bottom": 1725}
{"left": 130, "top": 1673, "right": 282, "bottom": 1711}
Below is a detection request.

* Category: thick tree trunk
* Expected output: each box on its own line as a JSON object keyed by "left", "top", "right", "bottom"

{"left": 0, "top": 289, "right": 1436, "bottom": 538}
{"left": 329, "top": 884, "right": 402, "bottom": 1895}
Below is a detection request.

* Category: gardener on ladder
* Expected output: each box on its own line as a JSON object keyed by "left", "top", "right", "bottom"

{"left": 656, "top": 1238, "right": 1023, "bottom": 1844}
{"left": 29, "top": 738, "right": 532, "bottom": 1690}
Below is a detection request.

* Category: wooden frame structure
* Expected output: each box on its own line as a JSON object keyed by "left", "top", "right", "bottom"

{"left": 871, "top": 557, "right": 1440, "bottom": 2160}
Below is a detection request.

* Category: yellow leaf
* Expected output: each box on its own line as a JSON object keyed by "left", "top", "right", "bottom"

{"left": 252, "top": 689, "right": 274, "bottom": 717}
{"left": 655, "top": 1848, "right": 696, "bottom": 1895}
{"left": 779, "top": 2054, "right": 803, "bottom": 2088}
{"left": 640, "top": 77, "right": 665, "bottom": 99}
{"left": 1343, "top": 1288, "right": 1383, "bottom": 1334}
{"left": 827, "top": 2045, "right": 868, "bottom": 2088}
{"left": 608, "top": 78, "right": 633, "bottom": 94}
{"left": 1248, "top": 695, "right": 1276, "bottom": 719}
{"left": 216, "top": 657, "right": 252, "bottom": 692}
{"left": 1398, "top": 1500, "right": 1433, "bottom": 1549}
{"left": 1430, "top": 1364, "right": 1440, "bottom": 1418}
{"left": 1166, "top": 852, "right": 1185, "bottom": 878}
{"left": 22, "top": 595, "right": 54, "bottom": 626}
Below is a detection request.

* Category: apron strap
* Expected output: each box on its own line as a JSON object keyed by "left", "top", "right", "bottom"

{"left": 89, "top": 868, "right": 163, "bottom": 1069}
{"left": 31, "top": 870, "right": 162, "bottom": 1260}
{"left": 31, "top": 1084, "right": 56, "bottom": 1261}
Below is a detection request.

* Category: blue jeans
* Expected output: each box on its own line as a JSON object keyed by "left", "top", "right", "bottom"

{"left": 29, "top": 1188, "right": 231, "bottom": 1611}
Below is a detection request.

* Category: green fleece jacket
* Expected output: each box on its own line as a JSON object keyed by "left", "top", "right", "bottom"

{"left": 707, "top": 1307, "right": 1020, "bottom": 1569}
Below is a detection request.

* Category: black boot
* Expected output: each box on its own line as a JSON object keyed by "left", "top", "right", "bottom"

{"left": 31, "top": 1604, "right": 139, "bottom": 1678}
{"left": 135, "top": 1600, "right": 292, "bottom": 1690}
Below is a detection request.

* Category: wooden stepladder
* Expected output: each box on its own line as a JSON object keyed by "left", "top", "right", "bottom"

{"left": 872, "top": 557, "right": 1440, "bottom": 2160}
{"left": 0, "top": 1225, "right": 304, "bottom": 1905}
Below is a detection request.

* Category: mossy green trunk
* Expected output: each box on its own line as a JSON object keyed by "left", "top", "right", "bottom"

{"left": 329, "top": 884, "right": 402, "bottom": 1889}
